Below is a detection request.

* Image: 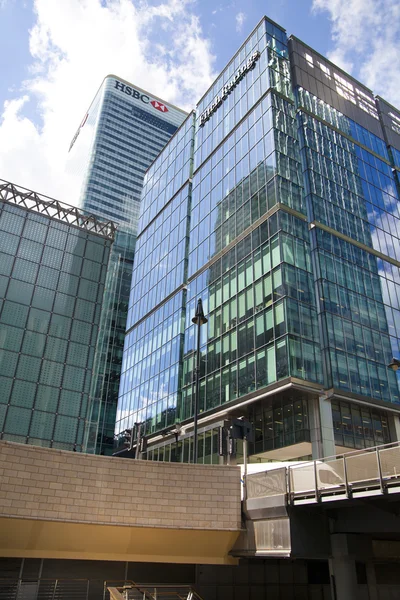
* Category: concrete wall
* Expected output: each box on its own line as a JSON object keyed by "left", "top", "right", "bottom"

{"left": 0, "top": 442, "right": 241, "bottom": 564}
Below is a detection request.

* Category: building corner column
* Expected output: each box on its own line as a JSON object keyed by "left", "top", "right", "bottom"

{"left": 329, "top": 534, "right": 359, "bottom": 600}
{"left": 366, "top": 561, "right": 378, "bottom": 600}
{"left": 388, "top": 411, "right": 400, "bottom": 443}
{"left": 309, "top": 394, "right": 335, "bottom": 459}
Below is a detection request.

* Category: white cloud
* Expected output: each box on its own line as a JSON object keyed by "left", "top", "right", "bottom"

{"left": 235, "top": 11, "right": 246, "bottom": 33}
{"left": 0, "top": 0, "right": 216, "bottom": 206}
{"left": 313, "top": 0, "right": 400, "bottom": 107}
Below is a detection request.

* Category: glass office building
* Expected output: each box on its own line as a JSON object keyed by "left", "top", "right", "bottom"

{"left": 69, "top": 76, "right": 187, "bottom": 454}
{"left": 116, "top": 17, "right": 400, "bottom": 463}
{"left": 0, "top": 179, "right": 115, "bottom": 451}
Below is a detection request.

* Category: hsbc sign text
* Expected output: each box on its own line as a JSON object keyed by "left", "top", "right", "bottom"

{"left": 115, "top": 81, "right": 168, "bottom": 113}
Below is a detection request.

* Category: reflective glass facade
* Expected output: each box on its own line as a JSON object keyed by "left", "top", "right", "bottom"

{"left": 0, "top": 181, "right": 114, "bottom": 451}
{"left": 118, "top": 115, "right": 194, "bottom": 436}
{"left": 117, "top": 18, "right": 400, "bottom": 460}
{"left": 69, "top": 76, "right": 187, "bottom": 454}
{"left": 290, "top": 39, "right": 400, "bottom": 405}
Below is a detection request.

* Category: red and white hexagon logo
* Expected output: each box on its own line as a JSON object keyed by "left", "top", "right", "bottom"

{"left": 151, "top": 100, "right": 168, "bottom": 113}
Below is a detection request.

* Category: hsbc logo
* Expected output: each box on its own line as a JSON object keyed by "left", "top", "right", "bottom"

{"left": 114, "top": 80, "right": 168, "bottom": 114}
{"left": 151, "top": 100, "right": 168, "bottom": 113}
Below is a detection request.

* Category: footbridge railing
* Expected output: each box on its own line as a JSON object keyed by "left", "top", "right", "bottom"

{"left": 245, "top": 441, "right": 400, "bottom": 505}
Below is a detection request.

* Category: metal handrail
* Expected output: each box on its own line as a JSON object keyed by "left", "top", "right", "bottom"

{"left": 246, "top": 441, "right": 400, "bottom": 504}
{"left": 0, "top": 578, "right": 91, "bottom": 600}
{"left": 108, "top": 584, "right": 204, "bottom": 600}
{"left": 0, "top": 579, "right": 204, "bottom": 600}
{"left": 321, "top": 440, "right": 400, "bottom": 462}
{"left": 0, "top": 578, "right": 91, "bottom": 581}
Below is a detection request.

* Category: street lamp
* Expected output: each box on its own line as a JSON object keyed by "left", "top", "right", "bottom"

{"left": 192, "top": 298, "right": 208, "bottom": 463}
{"left": 387, "top": 358, "right": 400, "bottom": 372}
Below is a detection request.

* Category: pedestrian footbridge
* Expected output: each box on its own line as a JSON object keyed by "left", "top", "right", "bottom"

{"left": 233, "top": 441, "right": 400, "bottom": 559}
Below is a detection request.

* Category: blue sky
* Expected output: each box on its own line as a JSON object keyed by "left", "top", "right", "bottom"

{"left": 0, "top": 0, "right": 332, "bottom": 112}
{"left": 0, "top": 0, "right": 399, "bottom": 203}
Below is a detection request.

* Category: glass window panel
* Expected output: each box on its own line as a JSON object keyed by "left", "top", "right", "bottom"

{"left": 6, "top": 280, "right": 34, "bottom": 305}
{"left": 31, "top": 287, "right": 55, "bottom": 311}
{"left": 265, "top": 308, "right": 274, "bottom": 343}
{"left": 1, "top": 212, "right": 25, "bottom": 236}
{"left": 372, "top": 412, "right": 384, "bottom": 443}
{"left": 36, "top": 265, "right": 60, "bottom": 290}
{"left": 40, "top": 360, "right": 64, "bottom": 387}
{"left": 254, "top": 248, "right": 262, "bottom": 280}
{"left": 238, "top": 261, "right": 245, "bottom": 292}
{"left": 53, "top": 293, "right": 76, "bottom": 318}
{"left": 274, "top": 301, "right": 285, "bottom": 337}
{"left": 238, "top": 358, "right": 248, "bottom": 395}
{"left": 16, "top": 354, "right": 41, "bottom": 382}
{"left": 17, "top": 238, "right": 43, "bottom": 263}
{"left": 58, "top": 274, "right": 79, "bottom": 296}
{"left": 267, "top": 344, "right": 276, "bottom": 384}
{"left": 0, "top": 231, "right": 19, "bottom": 256}
{"left": 29, "top": 411, "right": 55, "bottom": 440}
{"left": 0, "top": 376, "right": 13, "bottom": 404}
{"left": 262, "top": 243, "right": 271, "bottom": 273}
{"left": 276, "top": 338, "right": 288, "bottom": 379}
{"left": 35, "top": 385, "right": 59, "bottom": 413}
{"left": 66, "top": 342, "right": 89, "bottom": 368}
{"left": 2, "top": 301, "right": 29, "bottom": 328}
{"left": 4, "top": 406, "right": 31, "bottom": 436}
{"left": 49, "top": 314, "right": 71, "bottom": 339}
{"left": 255, "top": 280, "right": 263, "bottom": 310}
{"left": 230, "top": 363, "right": 238, "bottom": 400}
{"left": 53, "top": 415, "right": 78, "bottom": 443}
{"left": 58, "top": 390, "right": 82, "bottom": 418}
{"left": 238, "top": 291, "right": 246, "bottom": 322}
{"left": 0, "top": 325, "right": 23, "bottom": 353}
{"left": 0, "top": 254, "right": 14, "bottom": 278}
{"left": 273, "top": 268, "right": 284, "bottom": 300}
{"left": 22, "top": 331, "right": 46, "bottom": 357}
{"left": 44, "top": 337, "right": 68, "bottom": 363}
{"left": 63, "top": 365, "right": 86, "bottom": 392}
{"left": 246, "top": 288, "right": 254, "bottom": 318}
{"left": 23, "top": 218, "right": 47, "bottom": 243}
{"left": 271, "top": 236, "right": 281, "bottom": 267}
{"left": 246, "top": 258, "right": 253, "bottom": 286}
{"left": 71, "top": 320, "right": 92, "bottom": 344}
{"left": 74, "top": 299, "right": 95, "bottom": 322}
{"left": 10, "top": 380, "right": 36, "bottom": 409}
{"left": 41, "top": 246, "right": 64, "bottom": 270}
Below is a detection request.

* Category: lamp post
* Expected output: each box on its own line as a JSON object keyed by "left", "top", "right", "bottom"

{"left": 192, "top": 298, "right": 207, "bottom": 463}
{"left": 387, "top": 358, "right": 400, "bottom": 372}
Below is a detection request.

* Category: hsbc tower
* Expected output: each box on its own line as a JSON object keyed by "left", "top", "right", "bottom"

{"left": 70, "top": 75, "right": 187, "bottom": 225}
{"left": 69, "top": 75, "right": 187, "bottom": 454}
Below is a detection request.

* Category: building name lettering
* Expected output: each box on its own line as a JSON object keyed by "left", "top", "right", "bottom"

{"left": 115, "top": 80, "right": 150, "bottom": 104}
{"left": 199, "top": 51, "right": 260, "bottom": 127}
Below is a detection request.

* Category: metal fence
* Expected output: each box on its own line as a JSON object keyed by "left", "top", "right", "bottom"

{"left": 0, "top": 579, "right": 90, "bottom": 600}
{"left": 0, "top": 580, "right": 203, "bottom": 600}
{"left": 108, "top": 585, "right": 203, "bottom": 600}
